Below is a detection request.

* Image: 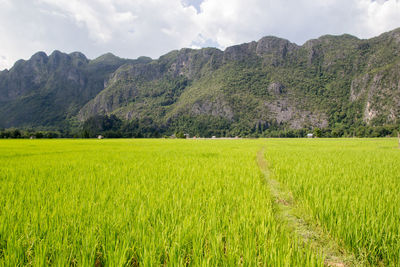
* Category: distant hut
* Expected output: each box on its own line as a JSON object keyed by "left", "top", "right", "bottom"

{"left": 212, "top": 136, "right": 216, "bottom": 139}
{"left": 97, "top": 135, "right": 104, "bottom": 139}
{"left": 307, "top": 133, "right": 314, "bottom": 138}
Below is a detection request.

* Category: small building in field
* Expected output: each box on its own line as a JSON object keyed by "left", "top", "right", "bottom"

{"left": 97, "top": 135, "right": 104, "bottom": 139}
{"left": 307, "top": 133, "right": 314, "bottom": 138}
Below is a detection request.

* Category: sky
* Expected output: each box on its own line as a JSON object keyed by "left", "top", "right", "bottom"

{"left": 0, "top": 0, "right": 400, "bottom": 70}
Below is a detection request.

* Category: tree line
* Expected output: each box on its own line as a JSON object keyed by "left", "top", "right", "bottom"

{"left": 1, "top": 114, "right": 399, "bottom": 139}
{"left": 0, "top": 128, "right": 60, "bottom": 139}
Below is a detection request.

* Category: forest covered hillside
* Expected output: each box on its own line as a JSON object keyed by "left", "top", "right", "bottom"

{"left": 1, "top": 28, "right": 400, "bottom": 137}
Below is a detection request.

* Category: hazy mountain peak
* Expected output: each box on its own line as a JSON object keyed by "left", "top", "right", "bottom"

{"left": 30, "top": 51, "right": 48, "bottom": 60}
{"left": 69, "top": 51, "right": 88, "bottom": 60}
{"left": 93, "top": 52, "right": 120, "bottom": 62}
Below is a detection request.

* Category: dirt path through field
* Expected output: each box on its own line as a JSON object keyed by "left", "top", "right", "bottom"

{"left": 256, "top": 148, "right": 363, "bottom": 267}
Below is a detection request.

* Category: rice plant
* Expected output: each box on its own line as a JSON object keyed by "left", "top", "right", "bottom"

{"left": 0, "top": 139, "right": 322, "bottom": 266}
{"left": 265, "top": 138, "right": 400, "bottom": 266}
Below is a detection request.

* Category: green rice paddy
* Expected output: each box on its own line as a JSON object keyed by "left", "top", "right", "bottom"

{"left": 0, "top": 139, "right": 399, "bottom": 266}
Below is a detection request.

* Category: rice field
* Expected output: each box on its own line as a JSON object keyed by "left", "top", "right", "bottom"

{"left": 264, "top": 138, "right": 400, "bottom": 266}
{"left": 0, "top": 138, "right": 399, "bottom": 266}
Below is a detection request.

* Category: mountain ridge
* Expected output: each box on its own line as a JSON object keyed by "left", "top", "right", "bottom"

{"left": 1, "top": 28, "right": 400, "bottom": 137}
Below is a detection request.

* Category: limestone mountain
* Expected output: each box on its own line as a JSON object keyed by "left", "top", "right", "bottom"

{"left": 1, "top": 28, "right": 400, "bottom": 136}
{"left": 0, "top": 51, "right": 140, "bottom": 128}
{"left": 78, "top": 29, "right": 400, "bottom": 134}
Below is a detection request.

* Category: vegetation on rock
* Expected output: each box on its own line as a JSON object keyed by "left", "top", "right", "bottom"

{"left": 1, "top": 28, "right": 400, "bottom": 137}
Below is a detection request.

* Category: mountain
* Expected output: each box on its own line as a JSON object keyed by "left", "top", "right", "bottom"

{"left": 0, "top": 51, "right": 141, "bottom": 128}
{"left": 1, "top": 28, "right": 400, "bottom": 136}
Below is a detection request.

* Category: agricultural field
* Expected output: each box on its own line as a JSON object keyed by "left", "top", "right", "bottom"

{"left": 0, "top": 138, "right": 399, "bottom": 266}
{"left": 264, "top": 138, "right": 400, "bottom": 266}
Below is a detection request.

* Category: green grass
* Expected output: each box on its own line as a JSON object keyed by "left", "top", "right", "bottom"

{"left": 265, "top": 138, "right": 400, "bottom": 266}
{"left": 1, "top": 138, "right": 399, "bottom": 266}
{"left": 0, "top": 139, "right": 321, "bottom": 266}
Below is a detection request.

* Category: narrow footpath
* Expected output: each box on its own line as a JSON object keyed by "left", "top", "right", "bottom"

{"left": 256, "top": 148, "right": 363, "bottom": 267}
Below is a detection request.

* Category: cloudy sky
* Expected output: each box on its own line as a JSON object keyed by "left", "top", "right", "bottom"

{"left": 1, "top": 0, "right": 400, "bottom": 70}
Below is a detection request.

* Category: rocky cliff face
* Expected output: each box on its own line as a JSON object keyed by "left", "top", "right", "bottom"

{"left": 0, "top": 51, "right": 132, "bottom": 128}
{"left": 1, "top": 28, "right": 400, "bottom": 131}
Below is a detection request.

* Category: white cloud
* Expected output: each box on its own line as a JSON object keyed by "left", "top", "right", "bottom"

{"left": 195, "top": 0, "right": 400, "bottom": 48}
{"left": 37, "top": 0, "right": 137, "bottom": 43}
{"left": 0, "top": 0, "right": 400, "bottom": 70}
{"left": 359, "top": 0, "right": 400, "bottom": 37}
{"left": 0, "top": 0, "right": 200, "bottom": 69}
